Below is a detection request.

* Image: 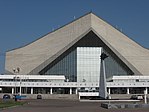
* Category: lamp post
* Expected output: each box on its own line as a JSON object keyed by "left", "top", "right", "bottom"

{"left": 99, "top": 52, "right": 108, "bottom": 99}
{"left": 13, "top": 67, "right": 21, "bottom": 96}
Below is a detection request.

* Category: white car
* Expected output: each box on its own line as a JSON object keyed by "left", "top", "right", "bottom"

{"left": 130, "top": 95, "right": 143, "bottom": 100}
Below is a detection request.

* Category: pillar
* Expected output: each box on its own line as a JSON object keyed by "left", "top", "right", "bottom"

{"left": 79, "top": 95, "right": 80, "bottom": 100}
{"left": 108, "top": 88, "right": 111, "bottom": 95}
{"left": 144, "top": 87, "right": 148, "bottom": 104}
{"left": 31, "top": 87, "right": 33, "bottom": 94}
{"left": 127, "top": 87, "right": 130, "bottom": 94}
{"left": 70, "top": 88, "right": 72, "bottom": 94}
{"left": 145, "top": 87, "right": 148, "bottom": 94}
{"left": 19, "top": 82, "right": 22, "bottom": 95}
{"left": 75, "top": 88, "right": 78, "bottom": 94}
{"left": 50, "top": 88, "right": 53, "bottom": 94}
{"left": 12, "top": 88, "right": 14, "bottom": 94}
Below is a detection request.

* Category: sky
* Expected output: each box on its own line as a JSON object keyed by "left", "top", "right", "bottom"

{"left": 0, "top": 0, "right": 149, "bottom": 74}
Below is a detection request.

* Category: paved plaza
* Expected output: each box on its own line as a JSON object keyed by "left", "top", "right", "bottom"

{"left": 1, "top": 99, "right": 149, "bottom": 112}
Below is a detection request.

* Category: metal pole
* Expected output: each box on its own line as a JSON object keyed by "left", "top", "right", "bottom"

{"left": 19, "top": 77, "right": 22, "bottom": 96}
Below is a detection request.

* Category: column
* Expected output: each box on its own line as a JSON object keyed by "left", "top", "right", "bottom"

{"left": 145, "top": 87, "right": 148, "bottom": 94}
{"left": 50, "top": 88, "right": 53, "bottom": 94}
{"left": 70, "top": 88, "right": 72, "bottom": 94}
{"left": 12, "top": 88, "right": 14, "bottom": 94}
{"left": 127, "top": 87, "right": 130, "bottom": 94}
{"left": 108, "top": 88, "right": 111, "bottom": 95}
{"left": 75, "top": 88, "right": 78, "bottom": 94}
{"left": 31, "top": 87, "right": 33, "bottom": 94}
{"left": 19, "top": 81, "right": 22, "bottom": 95}
{"left": 144, "top": 87, "right": 148, "bottom": 104}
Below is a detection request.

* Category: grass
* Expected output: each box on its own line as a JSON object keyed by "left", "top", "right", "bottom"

{"left": 0, "top": 99, "right": 26, "bottom": 109}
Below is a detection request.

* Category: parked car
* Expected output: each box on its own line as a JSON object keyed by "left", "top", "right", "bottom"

{"left": 130, "top": 95, "right": 143, "bottom": 100}
{"left": 3, "top": 94, "right": 11, "bottom": 99}
{"left": 137, "top": 95, "right": 144, "bottom": 100}
{"left": 37, "top": 94, "right": 42, "bottom": 99}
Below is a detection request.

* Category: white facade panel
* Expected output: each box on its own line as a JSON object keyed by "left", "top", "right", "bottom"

{"left": 77, "top": 47, "right": 101, "bottom": 83}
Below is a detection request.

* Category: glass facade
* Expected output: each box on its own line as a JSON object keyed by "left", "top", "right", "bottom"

{"left": 104, "top": 50, "right": 133, "bottom": 78}
{"left": 44, "top": 49, "right": 77, "bottom": 82}
{"left": 40, "top": 31, "right": 134, "bottom": 82}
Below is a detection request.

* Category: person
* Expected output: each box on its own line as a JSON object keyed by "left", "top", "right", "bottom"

{"left": 14, "top": 95, "right": 17, "bottom": 101}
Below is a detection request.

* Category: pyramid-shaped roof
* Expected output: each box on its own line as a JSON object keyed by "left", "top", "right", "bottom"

{"left": 5, "top": 13, "right": 149, "bottom": 75}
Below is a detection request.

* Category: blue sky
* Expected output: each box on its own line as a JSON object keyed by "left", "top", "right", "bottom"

{"left": 0, "top": 0, "right": 149, "bottom": 74}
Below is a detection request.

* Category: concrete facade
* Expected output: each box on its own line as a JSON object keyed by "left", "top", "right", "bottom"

{"left": 5, "top": 13, "right": 149, "bottom": 75}
{"left": 0, "top": 75, "right": 149, "bottom": 99}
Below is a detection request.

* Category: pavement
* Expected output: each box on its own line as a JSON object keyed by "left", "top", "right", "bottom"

{"left": 1, "top": 99, "right": 149, "bottom": 112}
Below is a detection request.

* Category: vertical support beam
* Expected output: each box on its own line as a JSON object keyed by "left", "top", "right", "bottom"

{"left": 108, "top": 88, "right": 111, "bottom": 95}
{"left": 50, "top": 88, "right": 53, "bottom": 94}
{"left": 19, "top": 83, "right": 22, "bottom": 95}
{"left": 70, "top": 88, "right": 72, "bottom": 94}
{"left": 75, "top": 88, "right": 78, "bottom": 94}
{"left": 12, "top": 88, "right": 14, "bottom": 94}
{"left": 31, "top": 87, "right": 33, "bottom": 94}
{"left": 0, "top": 88, "right": 2, "bottom": 93}
{"left": 127, "top": 87, "right": 130, "bottom": 94}
{"left": 79, "top": 95, "right": 80, "bottom": 100}
{"left": 146, "top": 87, "right": 148, "bottom": 94}
{"left": 144, "top": 87, "right": 148, "bottom": 104}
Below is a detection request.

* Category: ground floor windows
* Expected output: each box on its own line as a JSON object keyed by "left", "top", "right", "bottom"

{"left": 33, "top": 87, "right": 50, "bottom": 94}
{"left": 0, "top": 87, "right": 12, "bottom": 93}
{"left": 129, "top": 87, "right": 145, "bottom": 94}
{"left": 110, "top": 87, "right": 127, "bottom": 94}
{"left": 110, "top": 87, "right": 148, "bottom": 94}
{"left": 0, "top": 87, "right": 149, "bottom": 95}
{"left": 4, "top": 87, "right": 77, "bottom": 95}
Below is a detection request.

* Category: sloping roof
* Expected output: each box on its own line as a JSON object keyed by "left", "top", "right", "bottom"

{"left": 5, "top": 13, "right": 149, "bottom": 75}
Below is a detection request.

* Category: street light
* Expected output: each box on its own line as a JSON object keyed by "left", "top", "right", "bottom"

{"left": 12, "top": 67, "right": 21, "bottom": 96}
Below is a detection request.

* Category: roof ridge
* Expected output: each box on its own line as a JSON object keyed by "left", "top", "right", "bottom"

{"left": 6, "top": 12, "right": 93, "bottom": 52}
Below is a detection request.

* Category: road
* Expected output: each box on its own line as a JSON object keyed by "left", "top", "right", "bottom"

{"left": 1, "top": 99, "right": 149, "bottom": 112}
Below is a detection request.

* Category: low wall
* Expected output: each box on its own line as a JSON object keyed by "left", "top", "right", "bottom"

{"left": 26, "top": 94, "right": 79, "bottom": 100}
{"left": 1, "top": 93, "right": 149, "bottom": 100}
{"left": 101, "top": 103, "right": 149, "bottom": 109}
{"left": 110, "top": 94, "right": 149, "bottom": 99}
{"left": 0, "top": 93, "right": 79, "bottom": 100}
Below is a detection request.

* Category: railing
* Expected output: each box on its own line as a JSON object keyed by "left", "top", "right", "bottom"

{"left": 107, "top": 82, "right": 149, "bottom": 87}
{"left": 0, "top": 81, "right": 149, "bottom": 88}
{"left": 0, "top": 81, "right": 99, "bottom": 87}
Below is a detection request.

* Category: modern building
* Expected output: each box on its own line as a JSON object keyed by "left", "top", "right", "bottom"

{"left": 2, "top": 12, "right": 149, "bottom": 99}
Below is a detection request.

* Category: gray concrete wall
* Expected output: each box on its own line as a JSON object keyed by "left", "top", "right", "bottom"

{"left": 110, "top": 94, "right": 149, "bottom": 99}
{"left": 91, "top": 13, "right": 149, "bottom": 75}
{"left": 0, "top": 93, "right": 79, "bottom": 100}
{"left": 5, "top": 13, "right": 91, "bottom": 75}
{"left": 5, "top": 13, "right": 149, "bottom": 75}
{"left": 1, "top": 93, "right": 149, "bottom": 100}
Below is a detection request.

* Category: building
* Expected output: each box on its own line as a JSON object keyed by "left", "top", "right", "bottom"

{"left": 2, "top": 12, "right": 149, "bottom": 99}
